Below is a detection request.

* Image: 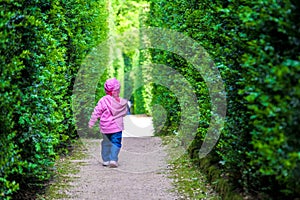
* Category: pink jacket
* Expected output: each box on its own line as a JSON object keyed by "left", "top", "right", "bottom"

{"left": 88, "top": 95, "right": 128, "bottom": 134}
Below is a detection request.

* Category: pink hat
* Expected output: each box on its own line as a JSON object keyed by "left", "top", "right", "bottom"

{"left": 104, "top": 78, "right": 120, "bottom": 93}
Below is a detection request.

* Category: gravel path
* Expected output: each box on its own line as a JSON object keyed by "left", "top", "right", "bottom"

{"left": 65, "top": 115, "right": 181, "bottom": 200}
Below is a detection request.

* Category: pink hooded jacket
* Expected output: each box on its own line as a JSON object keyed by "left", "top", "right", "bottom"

{"left": 88, "top": 78, "right": 128, "bottom": 134}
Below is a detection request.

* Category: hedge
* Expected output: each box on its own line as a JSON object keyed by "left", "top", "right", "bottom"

{"left": 146, "top": 0, "right": 300, "bottom": 198}
{"left": 0, "top": 0, "right": 107, "bottom": 199}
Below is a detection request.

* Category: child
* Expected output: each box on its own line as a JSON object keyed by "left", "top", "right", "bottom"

{"left": 88, "top": 78, "right": 128, "bottom": 168}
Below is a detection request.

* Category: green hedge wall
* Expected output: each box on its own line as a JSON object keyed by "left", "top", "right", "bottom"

{"left": 114, "top": 0, "right": 151, "bottom": 114}
{"left": 147, "top": 0, "right": 300, "bottom": 198}
{"left": 0, "top": 0, "right": 107, "bottom": 199}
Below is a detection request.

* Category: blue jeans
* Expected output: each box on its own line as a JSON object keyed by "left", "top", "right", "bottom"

{"left": 101, "top": 132, "right": 122, "bottom": 162}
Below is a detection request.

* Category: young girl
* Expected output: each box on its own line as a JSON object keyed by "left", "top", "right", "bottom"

{"left": 88, "top": 78, "right": 128, "bottom": 168}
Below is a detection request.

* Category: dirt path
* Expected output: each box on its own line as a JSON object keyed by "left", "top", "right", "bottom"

{"left": 62, "top": 115, "right": 181, "bottom": 200}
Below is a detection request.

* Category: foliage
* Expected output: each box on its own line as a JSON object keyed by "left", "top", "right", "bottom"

{"left": 0, "top": 0, "right": 107, "bottom": 199}
{"left": 108, "top": 0, "right": 151, "bottom": 114}
{"left": 146, "top": 0, "right": 300, "bottom": 198}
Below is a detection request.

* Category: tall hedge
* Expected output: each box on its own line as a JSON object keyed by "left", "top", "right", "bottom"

{"left": 104, "top": 0, "right": 151, "bottom": 114}
{"left": 147, "top": 0, "right": 300, "bottom": 198}
{"left": 0, "top": 0, "right": 107, "bottom": 199}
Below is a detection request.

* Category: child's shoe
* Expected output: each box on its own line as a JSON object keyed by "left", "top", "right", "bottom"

{"left": 102, "top": 161, "right": 110, "bottom": 166}
{"left": 109, "top": 161, "right": 118, "bottom": 168}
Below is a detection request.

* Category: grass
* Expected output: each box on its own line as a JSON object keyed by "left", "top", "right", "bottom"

{"left": 161, "top": 135, "right": 243, "bottom": 200}
{"left": 161, "top": 135, "right": 222, "bottom": 199}
{"left": 35, "top": 140, "right": 88, "bottom": 200}
{"left": 169, "top": 153, "right": 222, "bottom": 200}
